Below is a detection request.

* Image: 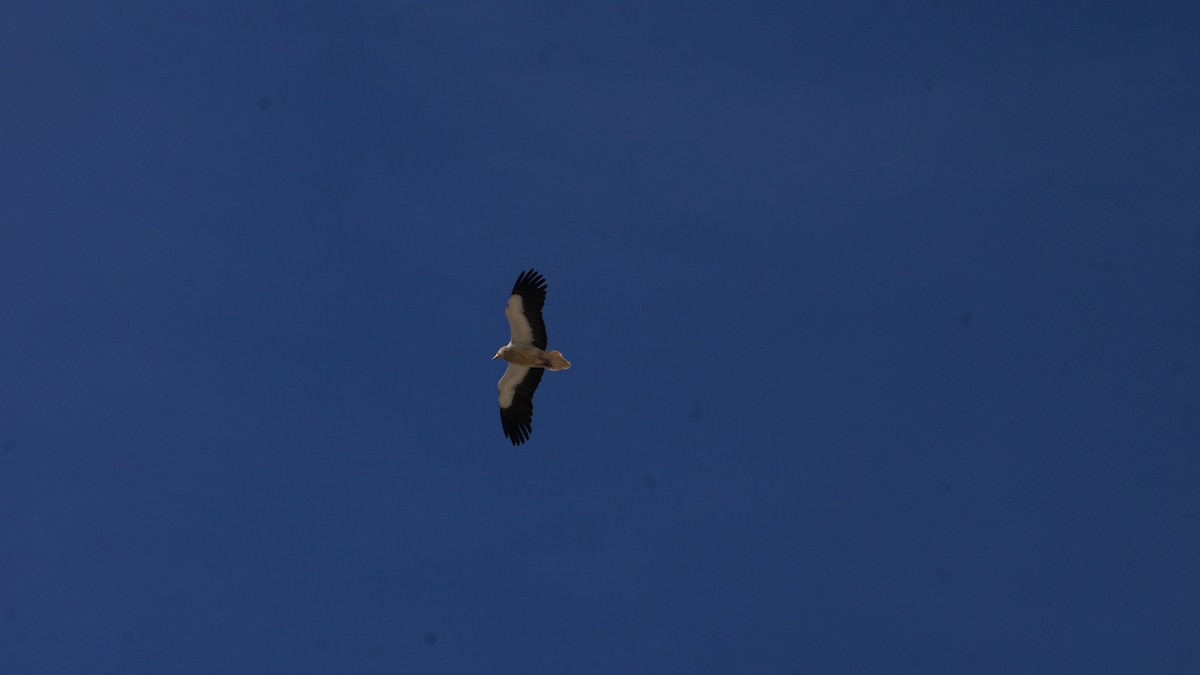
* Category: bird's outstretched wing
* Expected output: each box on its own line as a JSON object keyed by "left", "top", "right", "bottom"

{"left": 505, "top": 269, "right": 547, "bottom": 349}
{"left": 498, "top": 363, "right": 544, "bottom": 445}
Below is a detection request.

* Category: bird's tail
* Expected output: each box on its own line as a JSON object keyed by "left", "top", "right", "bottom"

{"left": 543, "top": 351, "right": 571, "bottom": 371}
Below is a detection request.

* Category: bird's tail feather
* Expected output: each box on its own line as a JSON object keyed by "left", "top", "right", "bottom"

{"left": 543, "top": 351, "right": 571, "bottom": 371}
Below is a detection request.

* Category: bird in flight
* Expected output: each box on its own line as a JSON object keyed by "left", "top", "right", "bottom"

{"left": 493, "top": 269, "right": 571, "bottom": 445}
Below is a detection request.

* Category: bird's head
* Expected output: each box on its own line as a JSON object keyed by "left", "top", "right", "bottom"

{"left": 492, "top": 346, "right": 508, "bottom": 361}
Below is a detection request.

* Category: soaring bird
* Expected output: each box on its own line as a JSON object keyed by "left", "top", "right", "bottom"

{"left": 493, "top": 269, "right": 571, "bottom": 445}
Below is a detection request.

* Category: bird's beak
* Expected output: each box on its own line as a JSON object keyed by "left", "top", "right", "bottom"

{"left": 491, "top": 353, "right": 499, "bottom": 360}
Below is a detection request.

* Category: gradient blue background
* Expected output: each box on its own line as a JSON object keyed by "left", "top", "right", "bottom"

{"left": 3, "top": 2, "right": 1199, "bottom": 673}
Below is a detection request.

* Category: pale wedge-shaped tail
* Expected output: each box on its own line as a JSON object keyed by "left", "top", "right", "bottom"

{"left": 543, "top": 350, "right": 571, "bottom": 371}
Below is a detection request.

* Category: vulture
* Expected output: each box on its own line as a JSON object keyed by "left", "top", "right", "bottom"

{"left": 493, "top": 269, "right": 571, "bottom": 445}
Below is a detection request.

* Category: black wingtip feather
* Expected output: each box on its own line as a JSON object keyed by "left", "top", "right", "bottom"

{"left": 511, "top": 269, "right": 547, "bottom": 297}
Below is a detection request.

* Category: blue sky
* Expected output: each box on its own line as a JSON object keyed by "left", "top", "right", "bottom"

{"left": 3, "top": 1, "right": 1199, "bottom": 673}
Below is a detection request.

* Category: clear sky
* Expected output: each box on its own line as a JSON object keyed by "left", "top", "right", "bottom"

{"left": 3, "top": 1, "right": 1199, "bottom": 673}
